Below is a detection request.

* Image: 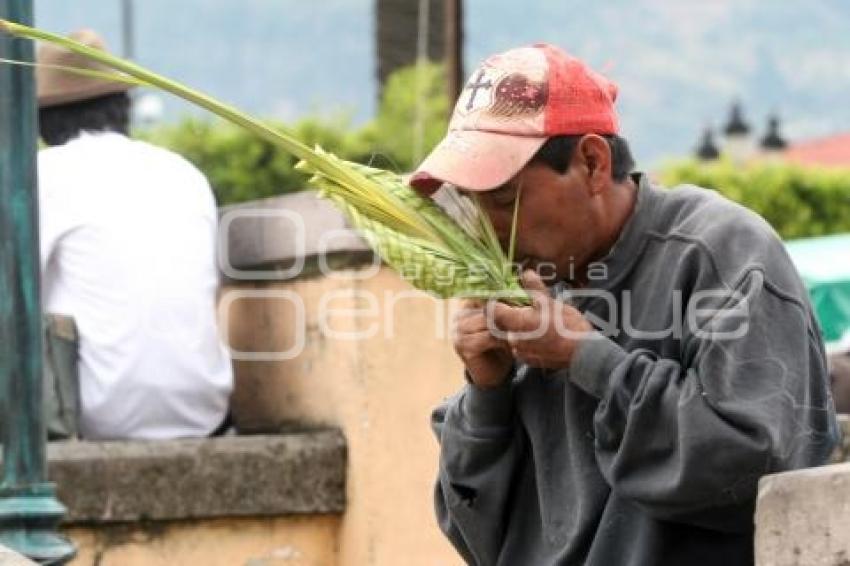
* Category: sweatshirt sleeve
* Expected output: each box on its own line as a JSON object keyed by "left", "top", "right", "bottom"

{"left": 568, "top": 269, "right": 838, "bottom": 532}
{"left": 431, "top": 376, "right": 524, "bottom": 565}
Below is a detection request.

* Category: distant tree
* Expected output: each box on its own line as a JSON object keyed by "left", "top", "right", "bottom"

{"left": 361, "top": 61, "right": 450, "bottom": 173}
{"left": 139, "top": 62, "right": 449, "bottom": 203}
{"left": 660, "top": 159, "right": 850, "bottom": 239}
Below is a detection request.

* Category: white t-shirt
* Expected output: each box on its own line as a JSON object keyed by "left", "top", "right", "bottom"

{"left": 38, "top": 132, "right": 233, "bottom": 440}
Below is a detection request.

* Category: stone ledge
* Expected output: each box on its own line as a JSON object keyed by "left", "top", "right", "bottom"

{"left": 0, "top": 545, "right": 37, "bottom": 566}
{"left": 219, "top": 192, "right": 372, "bottom": 273}
{"left": 755, "top": 462, "right": 850, "bottom": 565}
{"left": 47, "top": 429, "right": 346, "bottom": 524}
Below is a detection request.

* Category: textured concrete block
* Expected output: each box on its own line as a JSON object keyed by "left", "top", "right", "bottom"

{"left": 756, "top": 462, "right": 850, "bottom": 565}
{"left": 0, "top": 545, "right": 36, "bottom": 565}
{"left": 219, "top": 192, "right": 371, "bottom": 272}
{"left": 47, "top": 430, "right": 346, "bottom": 524}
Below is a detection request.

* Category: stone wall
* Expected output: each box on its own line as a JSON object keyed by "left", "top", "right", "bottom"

{"left": 68, "top": 516, "right": 340, "bottom": 566}
{"left": 56, "top": 431, "right": 345, "bottom": 566}
{"left": 52, "top": 432, "right": 345, "bottom": 523}
{"left": 755, "top": 415, "right": 850, "bottom": 565}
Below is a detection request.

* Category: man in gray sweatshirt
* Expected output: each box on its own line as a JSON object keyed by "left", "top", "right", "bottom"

{"left": 409, "top": 44, "right": 838, "bottom": 565}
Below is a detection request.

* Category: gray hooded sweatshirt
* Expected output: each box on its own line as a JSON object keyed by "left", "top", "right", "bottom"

{"left": 432, "top": 174, "right": 838, "bottom": 566}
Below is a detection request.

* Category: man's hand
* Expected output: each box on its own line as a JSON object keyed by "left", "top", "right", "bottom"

{"left": 452, "top": 300, "right": 514, "bottom": 389}
{"left": 490, "top": 270, "right": 594, "bottom": 369}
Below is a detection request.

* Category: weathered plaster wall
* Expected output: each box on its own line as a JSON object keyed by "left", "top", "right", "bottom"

{"left": 67, "top": 516, "right": 340, "bottom": 566}
{"left": 224, "top": 267, "right": 464, "bottom": 566}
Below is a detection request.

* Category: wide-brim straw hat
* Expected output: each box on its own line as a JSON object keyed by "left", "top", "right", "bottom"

{"left": 37, "top": 29, "right": 132, "bottom": 108}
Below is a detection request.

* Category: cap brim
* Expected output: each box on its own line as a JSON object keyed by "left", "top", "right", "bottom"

{"left": 410, "top": 130, "right": 547, "bottom": 193}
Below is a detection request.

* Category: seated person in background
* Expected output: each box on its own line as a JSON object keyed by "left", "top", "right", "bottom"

{"left": 36, "top": 29, "right": 233, "bottom": 440}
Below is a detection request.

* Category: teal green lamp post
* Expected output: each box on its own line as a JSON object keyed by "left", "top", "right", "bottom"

{"left": 0, "top": 0, "right": 76, "bottom": 563}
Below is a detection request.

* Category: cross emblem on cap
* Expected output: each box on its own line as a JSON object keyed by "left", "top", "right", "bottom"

{"left": 464, "top": 69, "right": 493, "bottom": 111}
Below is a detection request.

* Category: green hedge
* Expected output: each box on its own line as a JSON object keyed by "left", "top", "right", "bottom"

{"left": 659, "top": 159, "right": 850, "bottom": 239}
{"left": 139, "top": 116, "right": 370, "bottom": 205}
{"left": 139, "top": 62, "right": 449, "bottom": 205}
{"left": 359, "top": 62, "right": 450, "bottom": 173}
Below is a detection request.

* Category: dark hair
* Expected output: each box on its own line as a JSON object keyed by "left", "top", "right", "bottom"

{"left": 38, "top": 92, "right": 131, "bottom": 147}
{"left": 532, "top": 134, "right": 635, "bottom": 182}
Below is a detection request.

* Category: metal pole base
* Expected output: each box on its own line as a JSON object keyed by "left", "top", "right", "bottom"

{"left": 0, "top": 486, "right": 76, "bottom": 565}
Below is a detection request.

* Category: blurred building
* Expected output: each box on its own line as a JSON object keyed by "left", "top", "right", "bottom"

{"left": 783, "top": 133, "right": 850, "bottom": 168}
{"left": 695, "top": 102, "right": 850, "bottom": 168}
{"left": 722, "top": 101, "right": 755, "bottom": 163}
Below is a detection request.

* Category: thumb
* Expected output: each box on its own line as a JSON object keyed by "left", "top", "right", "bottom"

{"left": 521, "top": 269, "right": 548, "bottom": 292}
{"left": 520, "top": 269, "right": 549, "bottom": 307}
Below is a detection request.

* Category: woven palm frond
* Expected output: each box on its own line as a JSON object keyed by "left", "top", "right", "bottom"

{"left": 299, "top": 151, "right": 527, "bottom": 302}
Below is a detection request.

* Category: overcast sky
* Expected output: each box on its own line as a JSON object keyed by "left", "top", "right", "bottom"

{"left": 34, "top": 0, "right": 850, "bottom": 167}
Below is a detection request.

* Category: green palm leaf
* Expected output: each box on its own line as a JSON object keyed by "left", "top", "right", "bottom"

{"left": 0, "top": 19, "right": 529, "bottom": 305}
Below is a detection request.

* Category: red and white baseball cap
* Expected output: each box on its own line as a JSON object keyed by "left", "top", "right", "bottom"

{"left": 410, "top": 43, "right": 620, "bottom": 193}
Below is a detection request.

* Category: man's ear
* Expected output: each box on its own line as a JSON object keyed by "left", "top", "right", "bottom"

{"left": 576, "top": 134, "right": 612, "bottom": 195}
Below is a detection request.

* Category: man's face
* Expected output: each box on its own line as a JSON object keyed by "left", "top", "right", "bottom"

{"left": 471, "top": 159, "right": 602, "bottom": 283}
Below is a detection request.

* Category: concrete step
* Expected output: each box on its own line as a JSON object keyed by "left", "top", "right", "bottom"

{"left": 47, "top": 429, "right": 346, "bottom": 524}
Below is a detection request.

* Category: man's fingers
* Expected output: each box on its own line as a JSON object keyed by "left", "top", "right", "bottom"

{"left": 490, "top": 301, "right": 522, "bottom": 331}
{"left": 508, "top": 341, "right": 546, "bottom": 368}
{"left": 489, "top": 301, "right": 541, "bottom": 334}
{"left": 453, "top": 301, "right": 487, "bottom": 329}
{"left": 454, "top": 311, "right": 490, "bottom": 335}
{"left": 453, "top": 307, "right": 482, "bottom": 322}
{"left": 456, "top": 329, "right": 507, "bottom": 356}
{"left": 521, "top": 269, "right": 548, "bottom": 293}
{"left": 454, "top": 300, "right": 543, "bottom": 340}
{"left": 519, "top": 269, "right": 550, "bottom": 309}
{"left": 508, "top": 339, "right": 536, "bottom": 357}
